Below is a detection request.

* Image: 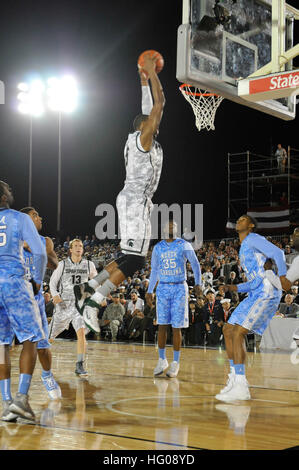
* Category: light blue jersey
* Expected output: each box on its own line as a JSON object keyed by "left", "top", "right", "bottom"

{"left": 23, "top": 235, "right": 50, "bottom": 349}
{"left": 0, "top": 208, "right": 47, "bottom": 344}
{"left": 148, "top": 238, "right": 201, "bottom": 329}
{"left": 237, "top": 233, "right": 286, "bottom": 293}
{"left": 229, "top": 233, "right": 286, "bottom": 335}
{"left": 148, "top": 238, "right": 201, "bottom": 293}
{"left": 0, "top": 208, "right": 47, "bottom": 284}
{"left": 24, "top": 234, "right": 46, "bottom": 279}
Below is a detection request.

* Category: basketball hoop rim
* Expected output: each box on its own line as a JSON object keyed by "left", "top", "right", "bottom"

{"left": 179, "top": 83, "right": 221, "bottom": 97}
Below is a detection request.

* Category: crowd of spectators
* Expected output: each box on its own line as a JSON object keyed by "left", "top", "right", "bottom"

{"left": 42, "top": 234, "right": 299, "bottom": 347}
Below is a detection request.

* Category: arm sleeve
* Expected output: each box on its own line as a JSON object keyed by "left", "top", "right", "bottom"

{"left": 49, "top": 262, "right": 64, "bottom": 297}
{"left": 88, "top": 261, "right": 98, "bottom": 280}
{"left": 21, "top": 214, "right": 47, "bottom": 284}
{"left": 248, "top": 234, "right": 287, "bottom": 276}
{"left": 148, "top": 247, "right": 160, "bottom": 293}
{"left": 183, "top": 242, "right": 202, "bottom": 286}
{"left": 142, "top": 86, "right": 153, "bottom": 115}
{"left": 286, "top": 256, "right": 299, "bottom": 283}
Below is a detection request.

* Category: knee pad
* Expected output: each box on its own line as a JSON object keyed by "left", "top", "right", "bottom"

{"left": 115, "top": 254, "right": 146, "bottom": 277}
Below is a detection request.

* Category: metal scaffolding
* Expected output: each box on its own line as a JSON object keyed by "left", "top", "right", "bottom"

{"left": 227, "top": 146, "right": 299, "bottom": 228}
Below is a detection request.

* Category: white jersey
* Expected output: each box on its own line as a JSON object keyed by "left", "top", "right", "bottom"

{"left": 286, "top": 255, "right": 299, "bottom": 284}
{"left": 50, "top": 257, "right": 97, "bottom": 301}
{"left": 121, "top": 131, "right": 163, "bottom": 200}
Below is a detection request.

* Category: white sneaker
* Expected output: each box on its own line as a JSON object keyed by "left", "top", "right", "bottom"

{"left": 154, "top": 358, "right": 169, "bottom": 376}
{"left": 83, "top": 304, "right": 100, "bottom": 333}
{"left": 166, "top": 361, "right": 180, "bottom": 378}
{"left": 218, "top": 372, "right": 235, "bottom": 395}
{"left": 215, "top": 380, "right": 251, "bottom": 402}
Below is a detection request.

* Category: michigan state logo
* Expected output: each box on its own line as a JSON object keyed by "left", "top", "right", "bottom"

{"left": 127, "top": 239, "right": 134, "bottom": 248}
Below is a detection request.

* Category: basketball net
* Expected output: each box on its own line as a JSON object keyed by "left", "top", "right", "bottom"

{"left": 179, "top": 84, "right": 224, "bottom": 132}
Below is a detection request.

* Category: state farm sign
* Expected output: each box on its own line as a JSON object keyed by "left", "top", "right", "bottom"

{"left": 238, "top": 69, "right": 299, "bottom": 102}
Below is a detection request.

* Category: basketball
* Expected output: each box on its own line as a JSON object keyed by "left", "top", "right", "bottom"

{"left": 137, "top": 50, "right": 164, "bottom": 76}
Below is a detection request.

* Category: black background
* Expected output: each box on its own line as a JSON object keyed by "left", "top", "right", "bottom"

{"left": 0, "top": 0, "right": 298, "bottom": 240}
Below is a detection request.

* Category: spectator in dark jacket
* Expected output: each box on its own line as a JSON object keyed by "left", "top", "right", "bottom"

{"left": 203, "top": 290, "right": 224, "bottom": 345}
{"left": 187, "top": 299, "right": 206, "bottom": 345}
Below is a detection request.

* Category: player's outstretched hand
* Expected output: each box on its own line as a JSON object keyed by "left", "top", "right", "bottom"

{"left": 224, "top": 284, "right": 238, "bottom": 292}
{"left": 280, "top": 275, "right": 292, "bottom": 292}
{"left": 30, "top": 279, "right": 40, "bottom": 296}
{"left": 142, "top": 53, "right": 158, "bottom": 76}
{"left": 145, "top": 292, "right": 154, "bottom": 306}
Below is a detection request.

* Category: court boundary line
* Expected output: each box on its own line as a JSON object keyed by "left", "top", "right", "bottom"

{"left": 16, "top": 421, "right": 205, "bottom": 450}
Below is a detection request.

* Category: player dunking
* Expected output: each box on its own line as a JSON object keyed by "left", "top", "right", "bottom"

{"left": 75, "top": 53, "right": 165, "bottom": 330}
{"left": 20, "top": 207, "right": 61, "bottom": 400}
{"left": 216, "top": 215, "right": 287, "bottom": 402}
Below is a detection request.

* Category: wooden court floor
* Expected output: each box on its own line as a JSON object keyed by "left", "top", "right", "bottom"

{"left": 1, "top": 340, "right": 299, "bottom": 450}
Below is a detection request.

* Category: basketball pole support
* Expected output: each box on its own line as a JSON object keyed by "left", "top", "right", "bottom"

{"left": 248, "top": 0, "right": 299, "bottom": 78}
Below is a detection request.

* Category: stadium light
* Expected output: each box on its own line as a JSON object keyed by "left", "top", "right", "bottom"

{"left": 16, "top": 74, "right": 78, "bottom": 230}
{"left": 46, "top": 75, "right": 78, "bottom": 232}
{"left": 17, "top": 80, "right": 45, "bottom": 117}
{"left": 47, "top": 75, "right": 78, "bottom": 113}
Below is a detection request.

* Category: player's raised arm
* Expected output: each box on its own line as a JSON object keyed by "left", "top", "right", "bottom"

{"left": 140, "top": 54, "right": 165, "bottom": 152}
{"left": 21, "top": 213, "right": 47, "bottom": 286}
{"left": 139, "top": 69, "right": 153, "bottom": 115}
{"left": 248, "top": 233, "right": 287, "bottom": 277}
{"left": 45, "top": 237, "right": 58, "bottom": 271}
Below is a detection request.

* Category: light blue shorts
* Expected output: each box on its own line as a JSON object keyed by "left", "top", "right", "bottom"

{"left": 228, "top": 279, "right": 281, "bottom": 335}
{"left": 156, "top": 282, "right": 189, "bottom": 329}
{"left": 0, "top": 272, "right": 45, "bottom": 345}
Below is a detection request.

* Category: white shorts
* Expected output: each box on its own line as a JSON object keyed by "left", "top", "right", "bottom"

{"left": 116, "top": 192, "right": 153, "bottom": 257}
{"left": 49, "top": 300, "right": 85, "bottom": 339}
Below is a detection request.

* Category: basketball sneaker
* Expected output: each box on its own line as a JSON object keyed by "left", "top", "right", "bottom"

{"left": 154, "top": 358, "right": 169, "bottom": 376}
{"left": 215, "top": 377, "right": 251, "bottom": 402}
{"left": 41, "top": 373, "right": 62, "bottom": 400}
{"left": 1, "top": 400, "right": 18, "bottom": 422}
{"left": 8, "top": 393, "right": 36, "bottom": 421}
{"left": 75, "top": 361, "right": 88, "bottom": 377}
{"left": 166, "top": 361, "right": 180, "bottom": 378}
{"left": 82, "top": 299, "right": 100, "bottom": 333}
{"left": 74, "top": 283, "right": 95, "bottom": 314}
{"left": 218, "top": 371, "right": 235, "bottom": 395}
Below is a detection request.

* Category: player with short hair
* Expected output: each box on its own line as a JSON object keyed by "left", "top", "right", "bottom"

{"left": 20, "top": 207, "right": 61, "bottom": 400}
{"left": 49, "top": 238, "right": 97, "bottom": 376}
{"left": 74, "top": 53, "right": 165, "bottom": 329}
{"left": 146, "top": 220, "right": 202, "bottom": 378}
{"left": 216, "top": 214, "right": 287, "bottom": 402}
{"left": 0, "top": 181, "right": 47, "bottom": 422}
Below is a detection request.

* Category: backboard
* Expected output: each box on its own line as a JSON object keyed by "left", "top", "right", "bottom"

{"left": 177, "top": 0, "right": 298, "bottom": 120}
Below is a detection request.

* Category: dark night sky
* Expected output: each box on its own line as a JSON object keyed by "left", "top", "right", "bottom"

{"left": 0, "top": 0, "right": 298, "bottom": 240}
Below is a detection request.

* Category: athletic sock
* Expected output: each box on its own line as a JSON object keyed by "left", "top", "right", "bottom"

{"left": 77, "top": 354, "right": 84, "bottom": 363}
{"left": 229, "top": 359, "right": 235, "bottom": 373}
{"left": 158, "top": 348, "right": 166, "bottom": 360}
{"left": 234, "top": 364, "right": 247, "bottom": 384}
{"left": 18, "top": 374, "right": 32, "bottom": 395}
{"left": 0, "top": 379, "right": 12, "bottom": 401}
{"left": 173, "top": 350, "right": 181, "bottom": 363}
{"left": 88, "top": 269, "right": 110, "bottom": 290}
{"left": 91, "top": 279, "right": 116, "bottom": 305}
{"left": 41, "top": 369, "right": 52, "bottom": 378}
